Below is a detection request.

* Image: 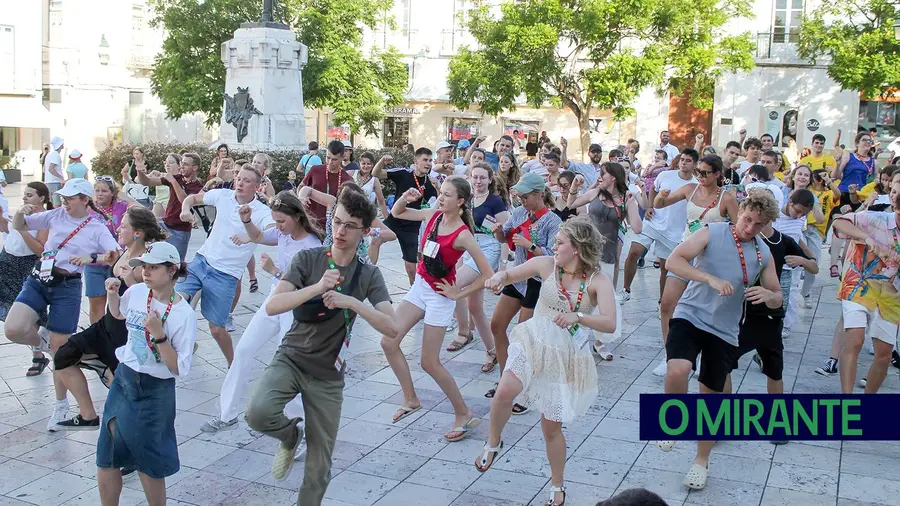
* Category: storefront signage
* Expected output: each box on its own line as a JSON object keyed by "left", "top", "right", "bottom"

{"left": 806, "top": 119, "right": 820, "bottom": 131}
{"left": 386, "top": 106, "right": 420, "bottom": 115}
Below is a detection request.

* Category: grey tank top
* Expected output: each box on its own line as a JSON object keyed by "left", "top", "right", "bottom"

{"left": 672, "top": 222, "right": 771, "bottom": 345}
{"left": 587, "top": 197, "right": 623, "bottom": 265}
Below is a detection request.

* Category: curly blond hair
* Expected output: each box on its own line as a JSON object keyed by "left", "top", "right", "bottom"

{"left": 559, "top": 216, "right": 605, "bottom": 272}
{"left": 740, "top": 187, "right": 780, "bottom": 223}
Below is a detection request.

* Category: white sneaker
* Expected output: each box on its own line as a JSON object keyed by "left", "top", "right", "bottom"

{"left": 656, "top": 302, "right": 662, "bottom": 319}
{"left": 225, "top": 315, "right": 236, "bottom": 333}
{"left": 617, "top": 290, "right": 631, "bottom": 304}
{"left": 293, "top": 437, "right": 308, "bottom": 461}
{"left": 37, "top": 327, "right": 51, "bottom": 354}
{"left": 199, "top": 416, "right": 238, "bottom": 433}
{"left": 781, "top": 327, "right": 791, "bottom": 339}
{"left": 47, "top": 401, "right": 69, "bottom": 432}
{"left": 652, "top": 359, "right": 668, "bottom": 377}
{"left": 802, "top": 295, "right": 813, "bottom": 309}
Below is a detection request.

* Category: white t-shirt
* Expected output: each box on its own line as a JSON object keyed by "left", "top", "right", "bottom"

{"left": 43, "top": 151, "right": 63, "bottom": 184}
{"left": 261, "top": 228, "right": 323, "bottom": 271}
{"left": 115, "top": 283, "right": 197, "bottom": 380}
{"left": 745, "top": 182, "right": 785, "bottom": 210}
{"left": 197, "top": 189, "right": 275, "bottom": 278}
{"left": 646, "top": 170, "right": 697, "bottom": 242}
{"left": 738, "top": 160, "right": 757, "bottom": 176}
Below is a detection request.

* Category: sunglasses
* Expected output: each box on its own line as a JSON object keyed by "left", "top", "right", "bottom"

{"left": 695, "top": 170, "right": 715, "bottom": 178}
{"left": 97, "top": 176, "right": 115, "bottom": 182}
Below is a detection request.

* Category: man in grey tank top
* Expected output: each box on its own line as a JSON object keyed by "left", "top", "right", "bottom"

{"left": 655, "top": 190, "right": 783, "bottom": 491}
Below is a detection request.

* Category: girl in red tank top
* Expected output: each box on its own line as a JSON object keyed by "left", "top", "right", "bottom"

{"left": 382, "top": 175, "right": 496, "bottom": 443}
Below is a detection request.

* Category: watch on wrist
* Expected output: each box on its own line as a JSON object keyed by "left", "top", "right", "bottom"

{"left": 90, "top": 253, "right": 98, "bottom": 263}
{"left": 576, "top": 311, "right": 584, "bottom": 321}
{"left": 529, "top": 244, "right": 538, "bottom": 253}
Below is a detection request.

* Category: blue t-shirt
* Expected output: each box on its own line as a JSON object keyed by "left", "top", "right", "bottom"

{"left": 66, "top": 161, "right": 89, "bottom": 179}
{"left": 483, "top": 152, "right": 500, "bottom": 171}
{"left": 299, "top": 153, "right": 323, "bottom": 171}
{"left": 472, "top": 194, "right": 507, "bottom": 231}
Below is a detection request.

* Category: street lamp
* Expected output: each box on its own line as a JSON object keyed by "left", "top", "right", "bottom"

{"left": 98, "top": 34, "right": 110, "bottom": 65}
{"left": 894, "top": 18, "right": 900, "bottom": 41}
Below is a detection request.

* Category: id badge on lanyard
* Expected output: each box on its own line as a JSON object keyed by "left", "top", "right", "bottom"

{"left": 335, "top": 337, "right": 350, "bottom": 372}
{"left": 39, "top": 250, "right": 57, "bottom": 282}
{"left": 688, "top": 219, "right": 702, "bottom": 234}
{"left": 422, "top": 240, "right": 440, "bottom": 258}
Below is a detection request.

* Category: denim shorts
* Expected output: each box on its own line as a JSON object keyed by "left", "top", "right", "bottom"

{"left": 96, "top": 364, "right": 179, "bottom": 479}
{"left": 462, "top": 234, "right": 500, "bottom": 275}
{"left": 83, "top": 265, "right": 112, "bottom": 297}
{"left": 160, "top": 222, "right": 191, "bottom": 262}
{"left": 175, "top": 254, "right": 238, "bottom": 328}
{"left": 15, "top": 274, "right": 82, "bottom": 334}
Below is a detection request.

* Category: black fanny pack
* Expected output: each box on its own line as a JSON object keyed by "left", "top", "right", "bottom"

{"left": 292, "top": 260, "right": 363, "bottom": 324}
{"left": 420, "top": 214, "right": 452, "bottom": 279}
{"left": 32, "top": 261, "right": 81, "bottom": 287}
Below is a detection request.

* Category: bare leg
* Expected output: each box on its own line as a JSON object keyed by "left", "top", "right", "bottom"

{"left": 694, "top": 382, "right": 718, "bottom": 468}
{"left": 542, "top": 417, "right": 567, "bottom": 505}
{"left": 404, "top": 262, "right": 416, "bottom": 286}
{"left": 489, "top": 295, "right": 522, "bottom": 373}
{"left": 839, "top": 328, "right": 865, "bottom": 394}
{"left": 380, "top": 301, "right": 427, "bottom": 413}
{"left": 420, "top": 323, "right": 472, "bottom": 432}
{"left": 485, "top": 371, "right": 523, "bottom": 448}
{"left": 657, "top": 258, "right": 669, "bottom": 303}
{"left": 137, "top": 473, "right": 167, "bottom": 506}
{"left": 209, "top": 324, "right": 234, "bottom": 366}
{"left": 56, "top": 367, "right": 97, "bottom": 419}
{"left": 452, "top": 267, "right": 479, "bottom": 339}
{"left": 468, "top": 289, "right": 495, "bottom": 356}
{"left": 613, "top": 241, "right": 623, "bottom": 289}
{"left": 829, "top": 317, "right": 846, "bottom": 358}
{"left": 4, "top": 302, "right": 40, "bottom": 347}
{"left": 864, "top": 339, "right": 894, "bottom": 393}
{"left": 88, "top": 296, "right": 106, "bottom": 324}
{"left": 659, "top": 277, "right": 686, "bottom": 344}
{"left": 97, "top": 467, "right": 123, "bottom": 506}
{"left": 622, "top": 242, "right": 647, "bottom": 292}
{"left": 49, "top": 332, "right": 72, "bottom": 402}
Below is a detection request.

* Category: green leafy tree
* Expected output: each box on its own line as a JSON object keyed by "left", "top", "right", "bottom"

{"left": 797, "top": 0, "right": 900, "bottom": 100}
{"left": 149, "top": 0, "right": 408, "bottom": 134}
{"left": 446, "top": 0, "right": 755, "bottom": 154}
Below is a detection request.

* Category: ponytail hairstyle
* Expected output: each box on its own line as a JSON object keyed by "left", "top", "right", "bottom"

{"left": 541, "top": 186, "right": 555, "bottom": 208}
{"left": 271, "top": 190, "right": 324, "bottom": 241}
{"left": 446, "top": 176, "right": 475, "bottom": 234}
{"left": 27, "top": 182, "right": 54, "bottom": 210}
{"left": 86, "top": 197, "right": 111, "bottom": 222}
{"left": 126, "top": 206, "right": 169, "bottom": 243}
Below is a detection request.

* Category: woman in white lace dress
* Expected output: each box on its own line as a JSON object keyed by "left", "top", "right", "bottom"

{"left": 474, "top": 216, "right": 618, "bottom": 506}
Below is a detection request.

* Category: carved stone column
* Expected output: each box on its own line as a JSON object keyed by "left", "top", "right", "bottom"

{"left": 220, "top": 27, "right": 308, "bottom": 151}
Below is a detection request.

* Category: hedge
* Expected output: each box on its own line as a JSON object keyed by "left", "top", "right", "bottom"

{"left": 89, "top": 142, "right": 417, "bottom": 194}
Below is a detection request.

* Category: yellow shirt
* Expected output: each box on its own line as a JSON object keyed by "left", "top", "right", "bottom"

{"left": 856, "top": 181, "right": 878, "bottom": 201}
{"left": 800, "top": 154, "right": 837, "bottom": 172}
{"left": 808, "top": 188, "right": 836, "bottom": 236}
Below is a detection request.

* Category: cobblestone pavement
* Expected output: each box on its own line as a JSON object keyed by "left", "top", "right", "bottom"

{"left": 0, "top": 181, "right": 897, "bottom": 506}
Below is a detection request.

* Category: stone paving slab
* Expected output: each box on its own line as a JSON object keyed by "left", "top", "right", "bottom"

{"left": 0, "top": 181, "right": 898, "bottom": 506}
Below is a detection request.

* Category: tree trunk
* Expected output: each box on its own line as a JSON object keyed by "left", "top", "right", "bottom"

{"left": 577, "top": 113, "right": 591, "bottom": 162}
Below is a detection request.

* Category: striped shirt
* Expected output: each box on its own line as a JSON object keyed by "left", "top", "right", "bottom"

{"left": 502, "top": 205, "right": 563, "bottom": 294}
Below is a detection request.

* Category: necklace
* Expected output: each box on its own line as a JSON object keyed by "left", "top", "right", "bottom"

{"left": 326, "top": 168, "right": 343, "bottom": 195}
{"left": 557, "top": 266, "right": 587, "bottom": 337}
{"left": 145, "top": 289, "right": 176, "bottom": 363}
{"left": 731, "top": 225, "right": 763, "bottom": 289}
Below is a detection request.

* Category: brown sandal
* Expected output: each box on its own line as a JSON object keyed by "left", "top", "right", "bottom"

{"left": 481, "top": 350, "right": 498, "bottom": 373}
{"left": 26, "top": 356, "right": 50, "bottom": 377}
{"left": 446, "top": 332, "right": 474, "bottom": 352}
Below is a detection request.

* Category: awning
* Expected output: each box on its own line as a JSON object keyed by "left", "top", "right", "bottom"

{"left": 0, "top": 95, "right": 54, "bottom": 129}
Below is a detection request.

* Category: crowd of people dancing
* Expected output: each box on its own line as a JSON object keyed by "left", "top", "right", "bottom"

{"left": 0, "top": 129, "right": 898, "bottom": 506}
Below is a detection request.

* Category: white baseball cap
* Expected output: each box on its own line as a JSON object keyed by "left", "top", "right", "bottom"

{"left": 128, "top": 242, "right": 181, "bottom": 267}
{"left": 69, "top": 149, "right": 82, "bottom": 160}
{"left": 436, "top": 141, "right": 453, "bottom": 151}
{"left": 342, "top": 140, "right": 353, "bottom": 149}
{"left": 56, "top": 178, "right": 94, "bottom": 198}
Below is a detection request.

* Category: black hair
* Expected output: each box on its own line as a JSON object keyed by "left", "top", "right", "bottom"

{"left": 725, "top": 140, "right": 741, "bottom": 152}
{"left": 26, "top": 182, "right": 54, "bottom": 210}
{"left": 359, "top": 152, "right": 376, "bottom": 165}
{"left": 875, "top": 165, "right": 899, "bottom": 194}
{"left": 760, "top": 133, "right": 774, "bottom": 141}
{"left": 747, "top": 164, "right": 770, "bottom": 181}
{"left": 127, "top": 206, "right": 169, "bottom": 243}
{"left": 308, "top": 141, "right": 319, "bottom": 151}
{"left": 680, "top": 147, "right": 699, "bottom": 163}
{"left": 699, "top": 154, "right": 723, "bottom": 173}
{"left": 744, "top": 138, "right": 763, "bottom": 150}
{"left": 543, "top": 152, "right": 561, "bottom": 164}
{"left": 326, "top": 140, "right": 345, "bottom": 156}
{"left": 415, "top": 147, "right": 433, "bottom": 158}
{"left": 812, "top": 134, "right": 826, "bottom": 143}
{"left": 609, "top": 149, "right": 624, "bottom": 159}
{"left": 596, "top": 487, "right": 669, "bottom": 506}
{"left": 599, "top": 162, "right": 629, "bottom": 200}
{"left": 789, "top": 188, "right": 815, "bottom": 209}
{"left": 337, "top": 186, "right": 377, "bottom": 228}
{"left": 216, "top": 143, "right": 230, "bottom": 157}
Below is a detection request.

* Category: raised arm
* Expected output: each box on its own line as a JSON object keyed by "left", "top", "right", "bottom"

{"left": 298, "top": 185, "right": 336, "bottom": 209}
{"left": 653, "top": 183, "right": 692, "bottom": 209}
{"left": 560, "top": 137, "right": 571, "bottom": 169}
{"left": 372, "top": 154, "right": 393, "bottom": 180}
{"left": 391, "top": 188, "right": 436, "bottom": 223}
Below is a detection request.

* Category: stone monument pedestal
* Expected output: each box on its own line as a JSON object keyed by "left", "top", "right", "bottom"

{"left": 219, "top": 26, "right": 308, "bottom": 151}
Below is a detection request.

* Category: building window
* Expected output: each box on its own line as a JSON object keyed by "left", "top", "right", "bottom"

{"left": 0, "top": 127, "right": 18, "bottom": 157}
{"left": 49, "top": 0, "right": 64, "bottom": 44}
{"left": 859, "top": 100, "right": 899, "bottom": 142}
{"left": 0, "top": 26, "right": 13, "bottom": 91}
{"left": 383, "top": 117, "right": 410, "bottom": 149}
{"left": 773, "top": 0, "right": 803, "bottom": 44}
{"left": 446, "top": 118, "right": 478, "bottom": 142}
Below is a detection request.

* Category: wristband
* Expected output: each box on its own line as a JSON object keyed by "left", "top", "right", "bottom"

{"left": 242, "top": 218, "right": 252, "bottom": 224}
{"left": 152, "top": 335, "right": 168, "bottom": 345}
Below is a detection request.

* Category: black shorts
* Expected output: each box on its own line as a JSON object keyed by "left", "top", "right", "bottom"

{"left": 65, "top": 313, "right": 127, "bottom": 373}
{"left": 385, "top": 217, "right": 419, "bottom": 264}
{"left": 732, "top": 314, "right": 784, "bottom": 381}
{"left": 500, "top": 278, "right": 542, "bottom": 310}
{"left": 666, "top": 318, "right": 741, "bottom": 392}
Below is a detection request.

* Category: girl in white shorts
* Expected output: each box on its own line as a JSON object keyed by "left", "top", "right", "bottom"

{"left": 381, "top": 176, "right": 495, "bottom": 443}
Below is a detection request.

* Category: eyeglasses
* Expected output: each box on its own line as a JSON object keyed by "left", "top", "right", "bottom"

{"left": 695, "top": 170, "right": 715, "bottom": 178}
{"left": 332, "top": 217, "right": 366, "bottom": 232}
{"left": 860, "top": 138, "right": 874, "bottom": 144}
